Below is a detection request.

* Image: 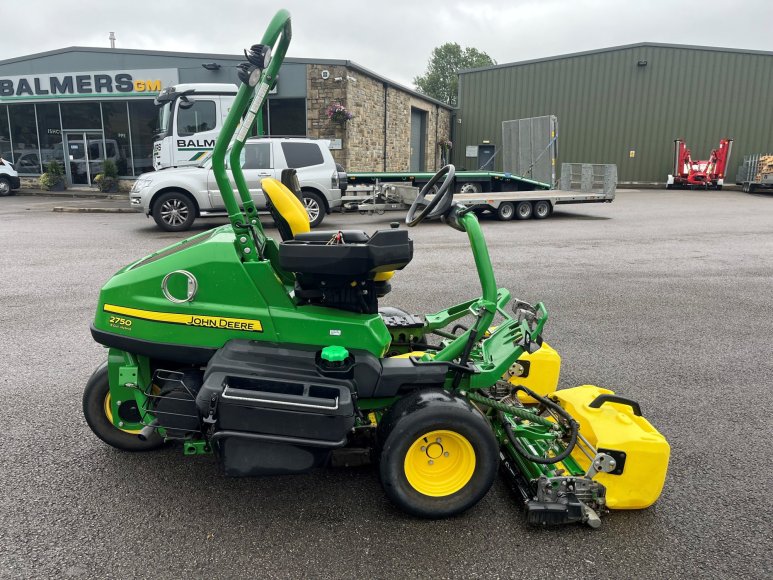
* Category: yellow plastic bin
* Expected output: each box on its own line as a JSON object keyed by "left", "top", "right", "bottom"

{"left": 551, "top": 385, "right": 670, "bottom": 509}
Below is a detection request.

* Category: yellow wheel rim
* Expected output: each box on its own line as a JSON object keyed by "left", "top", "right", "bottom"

{"left": 404, "top": 429, "right": 476, "bottom": 497}
{"left": 103, "top": 393, "right": 143, "bottom": 435}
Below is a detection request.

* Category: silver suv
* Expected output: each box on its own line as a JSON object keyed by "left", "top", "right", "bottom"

{"left": 131, "top": 137, "right": 343, "bottom": 231}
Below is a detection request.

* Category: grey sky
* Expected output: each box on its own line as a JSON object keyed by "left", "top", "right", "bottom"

{"left": 2, "top": 0, "right": 771, "bottom": 88}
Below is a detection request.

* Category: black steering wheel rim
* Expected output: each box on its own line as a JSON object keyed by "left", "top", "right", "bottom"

{"left": 405, "top": 164, "right": 456, "bottom": 227}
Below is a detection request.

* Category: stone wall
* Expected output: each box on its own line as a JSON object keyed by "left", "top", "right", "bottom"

{"left": 306, "top": 63, "right": 451, "bottom": 172}
{"left": 306, "top": 64, "right": 349, "bottom": 167}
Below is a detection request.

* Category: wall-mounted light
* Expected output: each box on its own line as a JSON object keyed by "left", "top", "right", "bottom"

{"left": 321, "top": 69, "right": 330, "bottom": 79}
{"left": 637, "top": 60, "right": 648, "bottom": 67}
{"left": 201, "top": 62, "right": 221, "bottom": 71}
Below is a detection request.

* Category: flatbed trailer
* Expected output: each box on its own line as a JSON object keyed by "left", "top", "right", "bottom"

{"left": 347, "top": 170, "right": 551, "bottom": 194}
{"left": 344, "top": 165, "right": 615, "bottom": 221}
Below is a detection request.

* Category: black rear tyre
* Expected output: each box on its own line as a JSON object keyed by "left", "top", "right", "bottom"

{"left": 83, "top": 363, "right": 164, "bottom": 451}
{"left": 377, "top": 389, "right": 499, "bottom": 519}
{"left": 302, "top": 191, "right": 326, "bottom": 228}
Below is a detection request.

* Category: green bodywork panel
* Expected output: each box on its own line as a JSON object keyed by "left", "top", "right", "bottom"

{"left": 94, "top": 225, "right": 392, "bottom": 357}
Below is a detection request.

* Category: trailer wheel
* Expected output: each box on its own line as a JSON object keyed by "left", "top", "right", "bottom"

{"left": 495, "top": 202, "right": 515, "bottom": 221}
{"left": 377, "top": 389, "right": 498, "bottom": 519}
{"left": 459, "top": 182, "right": 482, "bottom": 194}
{"left": 515, "top": 201, "right": 532, "bottom": 220}
{"left": 533, "top": 200, "right": 551, "bottom": 219}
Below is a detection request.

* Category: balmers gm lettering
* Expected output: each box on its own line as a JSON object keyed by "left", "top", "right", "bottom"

{"left": 0, "top": 74, "right": 162, "bottom": 97}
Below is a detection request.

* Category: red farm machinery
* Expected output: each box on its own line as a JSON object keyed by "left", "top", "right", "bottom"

{"left": 667, "top": 138, "right": 733, "bottom": 190}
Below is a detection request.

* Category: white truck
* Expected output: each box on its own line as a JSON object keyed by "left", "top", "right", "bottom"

{"left": 153, "top": 83, "right": 238, "bottom": 170}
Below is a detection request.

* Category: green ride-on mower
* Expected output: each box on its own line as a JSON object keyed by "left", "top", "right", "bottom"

{"left": 83, "top": 10, "right": 670, "bottom": 527}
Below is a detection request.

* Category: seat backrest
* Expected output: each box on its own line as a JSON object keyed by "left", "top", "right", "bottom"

{"left": 261, "top": 178, "right": 310, "bottom": 241}
{"left": 280, "top": 168, "right": 304, "bottom": 202}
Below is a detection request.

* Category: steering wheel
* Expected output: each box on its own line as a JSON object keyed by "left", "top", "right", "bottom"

{"left": 405, "top": 165, "right": 456, "bottom": 227}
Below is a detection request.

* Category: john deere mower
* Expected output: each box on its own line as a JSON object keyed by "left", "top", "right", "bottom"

{"left": 83, "top": 10, "right": 669, "bottom": 527}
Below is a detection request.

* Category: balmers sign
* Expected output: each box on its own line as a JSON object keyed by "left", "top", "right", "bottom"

{"left": 0, "top": 69, "right": 180, "bottom": 102}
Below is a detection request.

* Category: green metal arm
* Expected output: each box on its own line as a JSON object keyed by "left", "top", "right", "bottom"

{"left": 210, "top": 9, "right": 291, "bottom": 259}
{"left": 433, "top": 211, "right": 498, "bottom": 362}
{"left": 229, "top": 11, "right": 292, "bottom": 229}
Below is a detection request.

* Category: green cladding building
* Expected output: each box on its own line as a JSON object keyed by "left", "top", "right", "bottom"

{"left": 453, "top": 43, "right": 773, "bottom": 185}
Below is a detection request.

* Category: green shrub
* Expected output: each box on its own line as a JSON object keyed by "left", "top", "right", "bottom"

{"left": 39, "top": 160, "right": 65, "bottom": 190}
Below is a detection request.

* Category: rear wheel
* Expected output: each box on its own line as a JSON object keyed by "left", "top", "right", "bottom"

{"left": 0, "top": 177, "right": 11, "bottom": 196}
{"left": 152, "top": 191, "right": 196, "bottom": 232}
{"left": 302, "top": 191, "right": 325, "bottom": 228}
{"left": 515, "top": 201, "right": 533, "bottom": 220}
{"left": 378, "top": 389, "right": 499, "bottom": 519}
{"left": 533, "top": 200, "right": 551, "bottom": 219}
{"left": 83, "top": 363, "right": 163, "bottom": 451}
{"left": 496, "top": 202, "right": 515, "bottom": 221}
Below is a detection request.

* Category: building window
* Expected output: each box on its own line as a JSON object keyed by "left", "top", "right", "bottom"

{"left": 101, "top": 102, "right": 132, "bottom": 176}
{"left": 129, "top": 100, "right": 158, "bottom": 175}
{"left": 176, "top": 100, "right": 216, "bottom": 137}
{"left": 281, "top": 141, "right": 323, "bottom": 168}
{"left": 61, "top": 102, "right": 101, "bottom": 130}
{"left": 36, "top": 103, "right": 64, "bottom": 171}
{"left": 268, "top": 98, "right": 305, "bottom": 136}
{"left": 8, "top": 104, "right": 40, "bottom": 173}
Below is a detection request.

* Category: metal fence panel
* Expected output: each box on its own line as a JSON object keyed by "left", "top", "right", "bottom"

{"left": 502, "top": 115, "right": 557, "bottom": 186}
{"left": 560, "top": 163, "right": 617, "bottom": 195}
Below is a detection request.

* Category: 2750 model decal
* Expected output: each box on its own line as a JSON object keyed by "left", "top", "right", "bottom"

{"left": 103, "top": 304, "right": 263, "bottom": 332}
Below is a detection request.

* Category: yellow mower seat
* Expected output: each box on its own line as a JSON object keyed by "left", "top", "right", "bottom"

{"left": 261, "top": 178, "right": 310, "bottom": 240}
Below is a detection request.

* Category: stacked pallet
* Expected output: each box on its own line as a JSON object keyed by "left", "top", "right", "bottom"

{"left": 755, "top": 155, "right": 773, "bottom": 181}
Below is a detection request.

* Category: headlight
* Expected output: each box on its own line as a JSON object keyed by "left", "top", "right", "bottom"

{"left": 130, "top": 178, "right": 152, "bottom": 193}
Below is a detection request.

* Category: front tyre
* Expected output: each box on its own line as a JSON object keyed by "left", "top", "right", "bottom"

{"left": 152, "top": 191, "right": 196, "bottom": 232}
{"left": 378, "top": 389, "right": 499, "bottom": 519}
{"left": 302, "top": 191, "right": 326, "bottom": 228}
{"left": 82, "top": 363, "right": 163, "bottom": 451}
{"left": 0, "top": 177, "right": 12, "bottom": 196}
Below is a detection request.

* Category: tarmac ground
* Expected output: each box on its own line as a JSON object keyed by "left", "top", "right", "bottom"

{"left": 0, "top": 189, "right": 771, "bottom": 578}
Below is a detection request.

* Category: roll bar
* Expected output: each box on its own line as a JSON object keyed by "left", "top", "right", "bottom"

{"left": 210, "top": 9, "right": 292, "bottom": 259}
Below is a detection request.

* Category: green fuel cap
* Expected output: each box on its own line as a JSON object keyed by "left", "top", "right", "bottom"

{"left": 321, "top": 345, "right": 349, "bottom": 362}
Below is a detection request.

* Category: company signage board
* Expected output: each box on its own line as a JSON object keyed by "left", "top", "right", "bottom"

{"left": 0, "top": 69, "right": 180, "bottom": 103}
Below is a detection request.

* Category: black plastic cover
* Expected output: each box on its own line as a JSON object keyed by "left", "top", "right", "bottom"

{"left": 279, "top": 229, "right": 413, "bottom": 277}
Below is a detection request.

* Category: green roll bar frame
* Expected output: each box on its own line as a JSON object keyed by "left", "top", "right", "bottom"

{"left": 210, "top": 9, "right": 291, "bottom": 261}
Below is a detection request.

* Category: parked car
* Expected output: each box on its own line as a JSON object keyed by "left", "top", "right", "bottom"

{"left": 131, "top": 137, "right": 342, "bottom": 231}
{"left": 0, "top": 157, "right": 21, "bottom": 196}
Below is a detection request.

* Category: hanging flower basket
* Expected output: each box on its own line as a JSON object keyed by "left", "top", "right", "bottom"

{"left": 326, "top": 102, "right": 353, "bottom": 124}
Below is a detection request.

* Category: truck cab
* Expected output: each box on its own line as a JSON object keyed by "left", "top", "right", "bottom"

{"left": 153, "top": 83, "right": 238, "bottom": 170}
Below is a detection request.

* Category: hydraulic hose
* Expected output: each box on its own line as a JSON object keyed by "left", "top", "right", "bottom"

{"left": 464, "top": 390, "right": 554, "bottom": 427}
{"left": 465, "top": 387, "right": 579, "bottom": 465}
